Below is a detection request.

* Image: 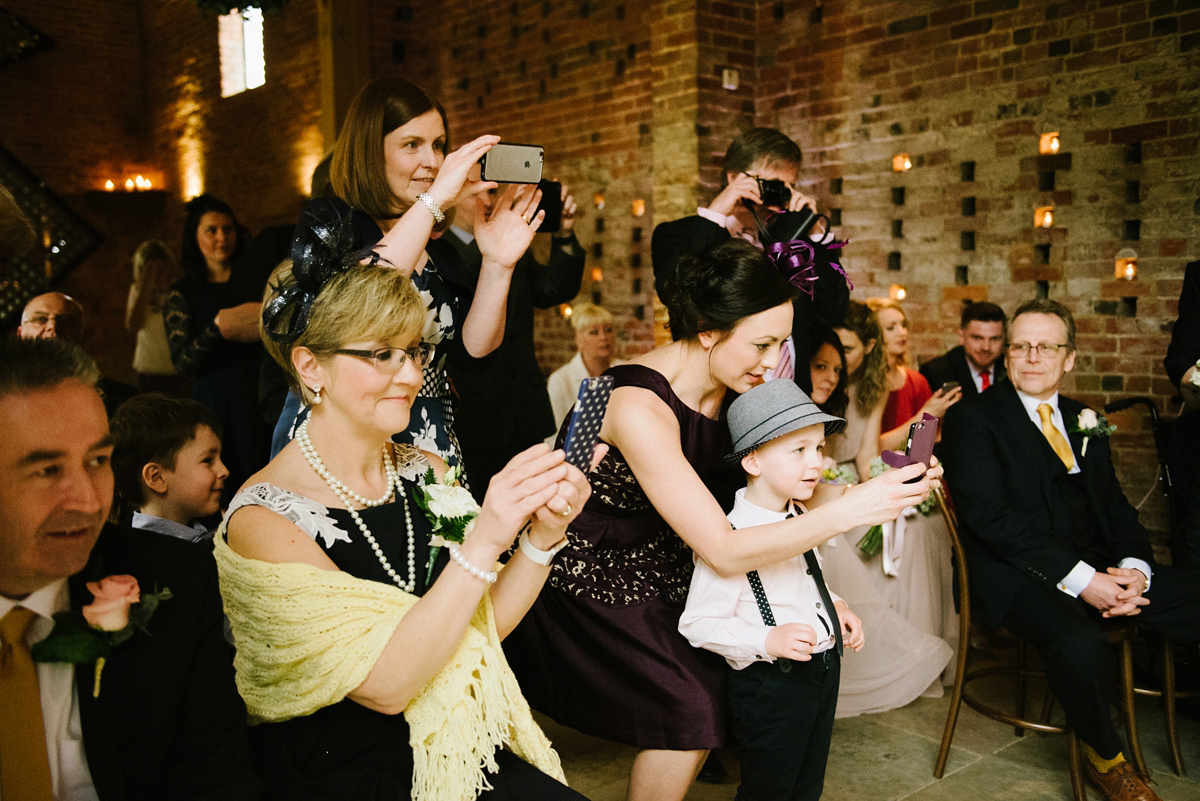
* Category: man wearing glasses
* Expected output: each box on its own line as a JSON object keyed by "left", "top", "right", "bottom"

{"left": 942, "top": 298, "right": 1200, "bottom": 801}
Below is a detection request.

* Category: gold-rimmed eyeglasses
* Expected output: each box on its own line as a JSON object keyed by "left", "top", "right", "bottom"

{"left": 1009, "top": 342, "right": 1070, "bottom": 359}
{"left": 330, "top": 342, "right": 436, "bottom": 373}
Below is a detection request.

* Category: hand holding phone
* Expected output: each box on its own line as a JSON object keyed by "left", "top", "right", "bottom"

{"left": 881, "top": 413, "right": 939, "bottom": 483}
{"left": 479, "top": 142, "right": 544, "bottom": 184}
{"left": 939, "top": 381, "right": 960, "bottom": 394}
{"left": 562, "top": 376, "right": 614, "bottom": 471}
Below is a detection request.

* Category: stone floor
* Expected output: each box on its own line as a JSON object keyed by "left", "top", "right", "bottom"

{"left": 545, "top": 649, "right": 1200, "bottom": 801}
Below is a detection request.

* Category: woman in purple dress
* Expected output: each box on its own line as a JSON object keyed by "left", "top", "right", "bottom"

{"left": 506, "top": 239, "right": 939, "bottom": 801}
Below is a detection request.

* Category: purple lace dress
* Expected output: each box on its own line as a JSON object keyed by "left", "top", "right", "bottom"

{"left": 505, "top": 364, "right": 732, "bottom": 749}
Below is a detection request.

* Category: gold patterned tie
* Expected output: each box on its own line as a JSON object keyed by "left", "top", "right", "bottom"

{"left": 1037, "top": 403, "right": 1075, "bottom": 470}
{"left": 0, "top": 607, "right": 55, "bottom": 801}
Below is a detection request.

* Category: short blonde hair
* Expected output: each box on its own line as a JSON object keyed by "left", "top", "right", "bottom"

{"left": 132, "top": 240, "right": 175, "bottom": 284}
{"left": 569, "top": 302, "right": 613, "bottom": 331}
{"left": 261, "top": 260, "right": 426, "bottom": 404}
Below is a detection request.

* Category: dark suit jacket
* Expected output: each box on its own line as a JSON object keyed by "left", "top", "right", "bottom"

{"left": 439, "top": 229, "right": 586, "bottom": 448}
{"left": 919, "top": 345, "right": 1007, "bottom": 399}
{"left": 650, "top": 214, "right": 850, "bottom": 394}
{"left": 941, "top": 382, "right": 1154, "bottom": 627}
{"left": 1165, "top": 260, "right": 1200, "bottom": 388}
{"left": 70, "top": 524, "right": 260, "bottom": 801}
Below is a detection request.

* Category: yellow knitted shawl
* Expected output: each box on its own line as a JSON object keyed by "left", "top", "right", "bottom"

{"left": 212, "top": 530, "right": 565, "bottom": 801}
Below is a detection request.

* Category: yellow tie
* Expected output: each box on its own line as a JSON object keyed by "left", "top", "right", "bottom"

{"left": 0, "top": 607, "right": 55, "bottom": 801}
{"left": 1037, "top": 403, "right": 1075, "bottom": 470}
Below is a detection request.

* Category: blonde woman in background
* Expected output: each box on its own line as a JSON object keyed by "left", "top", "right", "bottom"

{"left": 546, "top": 302, "right": 626, "bottom": 434}
{"left": 126, "top": 239, "right": 187, "bottom": 396}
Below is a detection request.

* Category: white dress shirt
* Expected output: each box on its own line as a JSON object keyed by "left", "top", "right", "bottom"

{"left": 0, "top": 581, "right": 99, "bottom": 801}
{"left": 696, "top": 206, "right": 761, "bottom": 247}
{"left": 679, "top": 489, "right": 842, "bottom": 669}
{"left": 1013, "top": 388, "right": 1153, "bottom": 598}
{"left": 967, "top": 358, "right": 994, "bottom": 393}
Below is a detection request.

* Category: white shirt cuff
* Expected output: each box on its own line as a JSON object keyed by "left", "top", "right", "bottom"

{"left": 1057, "top": 561, "right": 1096, "bottom": 597}
{"left": 754, "top": 626, "right": 774, "bottom": 663}
{"left": 1118, "top": 557, "right": 1152, "bottom": 592}
{"left": 696, "top": 207, "right": 731, "bottom": 228}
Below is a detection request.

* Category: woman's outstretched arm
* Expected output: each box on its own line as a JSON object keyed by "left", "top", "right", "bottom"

{"left": 604, "top": 385, "right": 933, "bottom": 578}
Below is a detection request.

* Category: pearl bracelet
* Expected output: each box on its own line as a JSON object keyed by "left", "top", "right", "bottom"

{"left": 416, "top": 192, "right": 445, "bottom": 223}
{"left": 447, "top": 544, "right": 498, "bottom": 585}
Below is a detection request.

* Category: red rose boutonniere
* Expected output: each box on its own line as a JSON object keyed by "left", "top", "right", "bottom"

{"left": 32, "top": 575, "right": 172, "bottom": 697}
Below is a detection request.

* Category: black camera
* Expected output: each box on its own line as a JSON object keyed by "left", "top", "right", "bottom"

{"left": 755, "top": 177, "right": 792, "bottom": 208}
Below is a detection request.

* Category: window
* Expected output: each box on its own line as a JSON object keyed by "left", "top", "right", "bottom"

{"left": 219, "top": 8, "right": 265, "bottom": 97}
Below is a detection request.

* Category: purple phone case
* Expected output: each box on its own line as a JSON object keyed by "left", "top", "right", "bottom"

{"left": 881, "top": 413, "right": 939, "bottom": 481}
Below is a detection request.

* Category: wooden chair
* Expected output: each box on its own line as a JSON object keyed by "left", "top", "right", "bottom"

{"left": 930, "top": 488, "right": 1145, "bottom": 801}
{"left": 1133, "top": 635, "right": 1200, "bottom": 775}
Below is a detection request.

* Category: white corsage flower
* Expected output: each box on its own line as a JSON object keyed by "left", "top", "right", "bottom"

{"left": 1070, "top": 408, "right": 1116, "bottom": 457}
{"left": 415, "top": 465, "right": 482, "bottom": 583}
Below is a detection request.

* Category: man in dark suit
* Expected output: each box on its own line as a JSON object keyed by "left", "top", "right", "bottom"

{"left": 438, "top": 184, "right": 586, "bottom": 501}
{"left": 942, "top": 299, "right": 1200, "bottom": 801}
{"left": 650, "top": 128, "right": 849, "bottom": 395}
{"left": 0, "top": 336, "right": 260, "bottom": 800}
{"left": 919, "top": 301, "right": 1007, "bottom": 398}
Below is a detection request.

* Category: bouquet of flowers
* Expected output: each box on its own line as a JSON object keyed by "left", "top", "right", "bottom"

{"left": 856, "top": 456, "right": 937, "bottom": 557}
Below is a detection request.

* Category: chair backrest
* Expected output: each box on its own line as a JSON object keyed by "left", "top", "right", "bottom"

{"left": 934, "top": 486, "right": 973, "bottom": 645}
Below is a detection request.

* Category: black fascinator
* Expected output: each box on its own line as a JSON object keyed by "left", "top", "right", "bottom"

{"left": 262, "top": 207, "right": 373, "bottom": 343}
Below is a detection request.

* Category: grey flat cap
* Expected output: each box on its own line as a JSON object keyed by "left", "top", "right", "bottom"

{"left": 726, "top": 379, "right": 846, "bottom": 464}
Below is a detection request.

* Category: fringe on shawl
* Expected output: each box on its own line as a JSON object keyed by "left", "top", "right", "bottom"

{"left": 212, "top": 527, "right": 565, "bottom": 801}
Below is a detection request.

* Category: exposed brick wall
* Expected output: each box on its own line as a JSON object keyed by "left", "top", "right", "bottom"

{"left": 141, "top": 0, "right": 322, "bottom": 233}
{"left": 754, "top": 0, "right": 1200, "bottom": 550}
{"left": 0, "top": 0, "right": 155, "bottom": 378}
{"left": 402, "top": 0, "right": 660, "bottom": 370}
{"left": 3, "top": 0, "right": 1196, "bottom": 551}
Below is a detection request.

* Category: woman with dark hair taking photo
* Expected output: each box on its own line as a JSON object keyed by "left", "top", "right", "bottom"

{"left": 165, "top": 193, "right": 270, "bottom": 502}
{"left": 276, "top": 76, "right": 542, "bottom": 482}
{"left": 506, "top": 240, "right": 939, "bottom": 801}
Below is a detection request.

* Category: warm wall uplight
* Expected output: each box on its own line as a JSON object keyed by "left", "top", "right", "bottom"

{"left": 591, "top": 268, "right": 604, "bottom": 282}
{"left": 889, "top": 284, "right": 907, "bottom": 301}
{"left": 892, "top": 153, "right": 912, "bottom": 172}
{"left": 1039, "top": 132, "right": 1060, "bottom": 154}
{"left": 105, "top": 180, "right": 114, "bottom": 191}
{"left": 1035, "top": 206, "right": 1054, "bottom": 228}
{"left": 559, "top": 303, "right": 573, "bottom": 318}
{"left": 125, "top": 178, "right": 135, "bottom": 190}
{"left": 632, "top": 198, "right": 646, "bottom": 217}
{"left": 1115, "top": 248, "right": 1138, "bottom": 281}
{"left": 593, "top": 193, "right": 605, "bottom": 210}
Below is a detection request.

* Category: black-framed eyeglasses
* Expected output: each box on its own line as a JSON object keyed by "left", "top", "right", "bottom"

{"left": 330, "top": 342, "right": 436, "bottom": 373}
{"left": 1009, "top": 342, "right": 1069, "bottom": 358}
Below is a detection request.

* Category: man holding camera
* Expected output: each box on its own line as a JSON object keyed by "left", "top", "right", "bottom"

{"left": 651, "top": 128, "right": 849, "bottom": 394}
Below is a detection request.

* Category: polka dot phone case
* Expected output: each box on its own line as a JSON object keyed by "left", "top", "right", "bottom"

{"left": 562, "top": 375, "right": 614, "bottom": 471}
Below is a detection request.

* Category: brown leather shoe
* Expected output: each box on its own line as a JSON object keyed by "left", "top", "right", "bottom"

{"left": 1086, "top": 761, "right": 1162, "bottom": 801}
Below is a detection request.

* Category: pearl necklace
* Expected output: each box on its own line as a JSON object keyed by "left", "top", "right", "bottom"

{"left": 296, "top": 419, "right": 417, "bottom": 593}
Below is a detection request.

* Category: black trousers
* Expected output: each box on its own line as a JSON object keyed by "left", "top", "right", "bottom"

{"left": 1000, "top": 565, "right": 1200, "bottom": 759}
{"left": 729, "top": 650, "right": 841, "bottom": 801}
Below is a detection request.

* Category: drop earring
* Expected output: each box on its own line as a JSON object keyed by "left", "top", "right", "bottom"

{"left": 311, "top": 385, "right": 322, "bottom": 405}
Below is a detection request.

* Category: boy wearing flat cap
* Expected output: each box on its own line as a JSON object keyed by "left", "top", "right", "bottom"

{"left": 679, "top": 379, "right": 864, "bottom": 801}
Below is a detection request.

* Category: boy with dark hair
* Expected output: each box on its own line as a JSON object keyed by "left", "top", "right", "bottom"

{"left": 680, "top": 380, "right": 864, "bottom": 801}
{"left": 920, "top": 300, "right": 1008, "bottom": 398}
{"left": 110, "top": 393, "right": 228, "bottom": 542}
